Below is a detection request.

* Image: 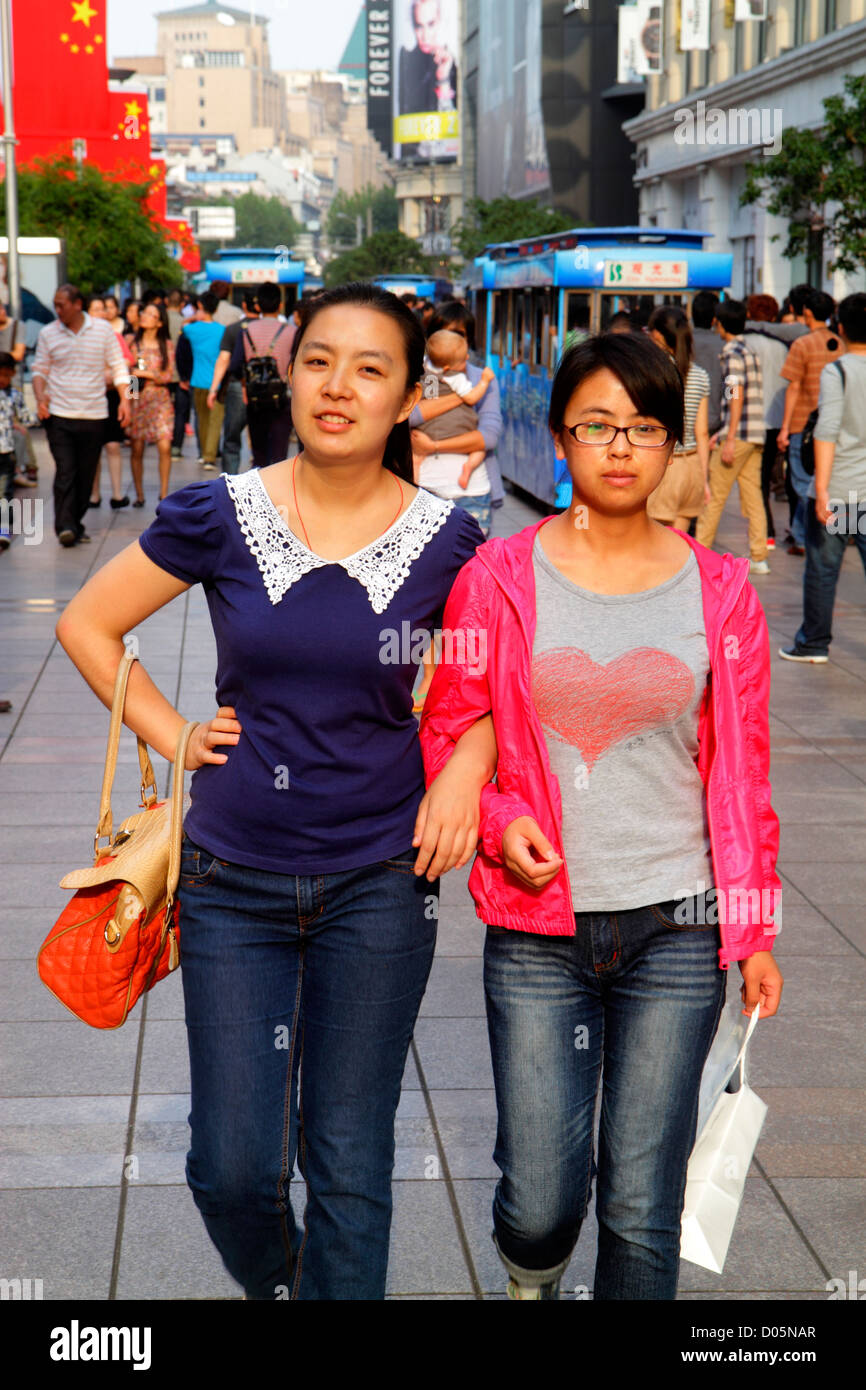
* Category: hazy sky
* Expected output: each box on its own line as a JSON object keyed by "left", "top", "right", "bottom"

{"left": 105, "top": 0, "right": 365, "bottom": 70}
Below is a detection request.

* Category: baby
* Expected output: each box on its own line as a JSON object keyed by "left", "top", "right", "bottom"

{"left": 414, "top": 329, "right": 495, "bottom": 494}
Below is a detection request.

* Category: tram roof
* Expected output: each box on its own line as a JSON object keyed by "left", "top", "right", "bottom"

{"left": 484, "top": 227, "right": 712, "bottom": 259}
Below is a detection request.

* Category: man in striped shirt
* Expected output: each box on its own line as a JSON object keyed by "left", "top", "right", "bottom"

{"left": 695, "top": 297, "right": 769, "bottom": 573}
{"left": 32, "top": 284, "right": 131, "bottom": 547}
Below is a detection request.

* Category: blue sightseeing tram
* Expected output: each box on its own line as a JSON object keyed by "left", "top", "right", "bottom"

{"left": 372, "top": 273, "right": 454, "bottom": 302}
{"left": 202, "top": 247, "right": 311, "bottom": 311}
{"left": 465, "top": 227, "right": 733, "bottom": 508}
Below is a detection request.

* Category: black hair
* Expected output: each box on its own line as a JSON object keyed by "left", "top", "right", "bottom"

{"left": 607, "top": 310, "right": 637, "bottom": 332}
{"left": 690, "top": 290, "right": 719, "bottom": 330}
{"left": 714, "top": 297, "right": 747, "bottom": 336}
{"left": 86, "top": 293, "right": 105, "bottom": 311}
{"left": 121, "top": 297, "right": 139, "bottom": 324}
{"left": 56, "top": 283, "right": 84, "bottom": 306}
{"left": 290, "top": 281, "right": 426, "bottom": 485}
{"left": 803, "top": 288, "right": 835, "bottom": 323}
{"left": 241, "top": 289, "right": 260, "bottom": 312}
{"left": 837, "top": 293, "right": 866, "bottom": 344}
{"left": 647, "top": 304, "right": 694, "bottom": 382}
{"left": 134, "top": 301, "right": 170, "bottom": 372}
{"left": 198, "top": 291, "right": 219, "bottom": 317}
{"left": 256, "top": 282, "right": 282, "bottom": 314}
{"left": 426, "top": 299, "right": 476, "bottom": 351}
{"left": 0, "top": 351, "right": 16, "bottom": 372}
{"left": 788, "top": 283, "right": 812, "bottom": 316}
{"left": 549, "top": 332, "right": 684, "bottom": 445}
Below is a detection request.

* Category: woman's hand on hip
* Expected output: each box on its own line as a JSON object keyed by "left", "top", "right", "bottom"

{"left": 502, "top": 817, "right": 563, "bottom": 889}
{"left": 185, "top": 707, "right": 242, "bottom": 769}
{"left": 737, "top": 951, "right": 783, "bottom": 1019}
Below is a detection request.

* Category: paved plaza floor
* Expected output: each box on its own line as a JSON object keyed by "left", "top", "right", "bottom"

{"left": 1, "top": 432, "right": 865, "bottom": 1301}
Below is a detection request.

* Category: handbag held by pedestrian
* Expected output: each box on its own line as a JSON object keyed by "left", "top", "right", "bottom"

{"left": 37, "top": 648, "right": 199, "bottom": 1029}
{"left": 679, "top": 1002, "right": 767, "bottom": 1273}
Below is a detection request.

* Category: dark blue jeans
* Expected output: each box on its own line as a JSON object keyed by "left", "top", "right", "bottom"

{"left": 484, "top": 899, "right": 726, "bottom": 1299}
{"left": 794, "top": 498, "right": 866, "bottom": 655}
{"left": 220, "top": 379, "right": 246, "bottom": 475}
{"left": 178, "top": 834, "right": 438, "bottom": 1300}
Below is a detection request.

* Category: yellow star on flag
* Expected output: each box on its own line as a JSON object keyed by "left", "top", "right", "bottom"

{"left": 72, "top": 1, "right": 98, "bottom": 26}
{"left": 71, "top": 43, "right": 80, "bottom": 52}
{"left": 125, "top": 100, "right": 143, "bottom": 120}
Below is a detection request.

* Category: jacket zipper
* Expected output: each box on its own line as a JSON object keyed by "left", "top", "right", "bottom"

{"left": 478, "top": 543, "right": 576, "bottom": 923}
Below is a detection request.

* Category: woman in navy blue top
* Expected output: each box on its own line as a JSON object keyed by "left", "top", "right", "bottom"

{"left": 56, "top": 284, "right": 496, "bottom": 1301}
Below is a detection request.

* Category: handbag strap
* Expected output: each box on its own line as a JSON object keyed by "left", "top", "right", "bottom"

{"left": 95, "top": 650, "right": 158, "bottom": 853}
{"left": 733, "top": 1001, "right": 762, "bottom": 1088}
{"left": 166, "top": 719, "right": 201, "bottom": 908}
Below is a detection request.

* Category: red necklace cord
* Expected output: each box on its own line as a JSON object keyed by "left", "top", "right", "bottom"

{"left": 291, "top": 454, "right": 404, "bottom": 552}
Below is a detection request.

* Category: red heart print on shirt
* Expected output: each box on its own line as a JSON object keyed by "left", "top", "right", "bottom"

{"left": 532, "top": 647, "right": 695, "bottom": 771}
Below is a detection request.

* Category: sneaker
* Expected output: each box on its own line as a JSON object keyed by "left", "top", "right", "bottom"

{"left": 749, "top": 560, "right": 770, "bottom": 575}
{"left": 766, "top": 537, "right": 775, "bottom": 550}
{"left": 202, "top": 461, "right": 217, "bottom": 471}
{"left": 779, "top": 646, "right": 828, "bottom": 664}
{"left": 58, "top": 529, "right": 77, "bottom": 548}
{"left": 77, "top": 531, "right": 92, "bottom": 543}
{"left": 170, "top": 447, "right": 182, "bottom": 459}
{"left": 506, "top": 1279, "right": 561, "bottom": 1300}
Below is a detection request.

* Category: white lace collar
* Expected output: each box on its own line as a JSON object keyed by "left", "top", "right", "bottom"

{"left": 223, "top": 468, "right": 454, "bottom": 614}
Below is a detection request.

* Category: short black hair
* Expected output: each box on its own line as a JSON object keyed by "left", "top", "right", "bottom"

{"left": 714, "top": 298, "right": 747, "bottom": 336}
{"left": 691, "top": 291, "right": 719, "bottom": 330}
{"left": 803, "top": 288, "right": 835, "bottom": 323}
{"left": 837, "top": 293, "right": 866, "bottom": 344}
{"left": 241, "top": 289, "right": 259, "bottom": 312}
{"left": 549, "top": 332, "right": 684, "bottom": 445}
{"left": 197, "top": 291, "right": 219, "bottom": 316}
{"left": 788, "top": 283, "right": 812, "bottom": 316}
{"left": 0, "top": 351, "right": 16, "bottom": 372}
{"left": 256, "top": 282, "right": 282, "bottom": 313}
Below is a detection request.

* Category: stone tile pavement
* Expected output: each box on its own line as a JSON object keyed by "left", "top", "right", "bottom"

{"left": 1, "top": 434, "right": 864, "bottom": 1300}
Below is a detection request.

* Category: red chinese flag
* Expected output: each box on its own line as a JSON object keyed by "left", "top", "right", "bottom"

{"left": 95, "top": 90, "right": 153, "bottom": 178}
{"left": 10, "top": 0, "right": 111, "bottom": 163}
{"left": 145, "top": 157, "right": 168, "bottom": 224}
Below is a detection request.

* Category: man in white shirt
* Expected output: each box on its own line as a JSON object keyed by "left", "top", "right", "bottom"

{"left": 210, "top": 280, "right": 244, "bottom": 327}
{"left": 32, "top": 284, "right": 131, "bottom": 547}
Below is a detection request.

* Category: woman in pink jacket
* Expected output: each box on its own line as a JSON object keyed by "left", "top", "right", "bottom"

{"left": 420, "top": 331, "right": 783, "bottom": 1301}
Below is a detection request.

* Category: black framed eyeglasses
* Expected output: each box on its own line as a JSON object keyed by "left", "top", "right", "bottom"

{"left": 564, "top": 422, "right": 672, "bottom": 448}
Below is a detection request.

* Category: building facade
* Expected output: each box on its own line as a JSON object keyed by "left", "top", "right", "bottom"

{"left": 622, "top": 1, "right": 866, "bottom": 301}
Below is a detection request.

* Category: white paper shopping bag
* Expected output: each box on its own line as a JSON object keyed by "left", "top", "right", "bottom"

{"left": 680, "top": 1003, "right": 767, "bottom": 1274}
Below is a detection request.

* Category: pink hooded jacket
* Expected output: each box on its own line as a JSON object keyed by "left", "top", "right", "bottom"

{"left": 420, "top": 518, "right": 781, "bottom": 970}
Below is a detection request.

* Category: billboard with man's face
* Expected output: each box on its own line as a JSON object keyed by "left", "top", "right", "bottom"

{"left": 392, "top": 0, "right": 459, "bottom": 162}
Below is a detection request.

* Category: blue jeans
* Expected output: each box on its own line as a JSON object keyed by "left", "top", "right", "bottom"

{"left": 178, "top": 834, "right": 438, "bottom": 1300}
{"left": 453, "top": 491, "right": 492, "bottom": 537}
{"left": 787, "top": 432, "right": 809, "bottom": 546}
{"left": 794, "top": 498, "right": 866, "bottom": 655}
{"left": 220, "top": 379, "right": 246, "bottom": 475}
{"left": 484, "top": 899, "right": 726, "bottom": 1299}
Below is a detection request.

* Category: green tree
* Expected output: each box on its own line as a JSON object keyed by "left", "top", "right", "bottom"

{"left": 327, "top": 185, "right": 399, "bottom": 247}
{"left": 1, "top": 155, "right": 181, "bottom": 295}
{"left": 450, "top": 196, "right": 575, "bottom": 261}
{"left": 740, "top": 73, "right": 866, "bottom": 275}
{"left": 323, "top": 229, "right": 434, "bottom": 288}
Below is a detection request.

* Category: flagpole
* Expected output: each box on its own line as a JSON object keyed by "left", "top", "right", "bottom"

{"left": 0, "top": 0, "right": 21, "bottom": 319}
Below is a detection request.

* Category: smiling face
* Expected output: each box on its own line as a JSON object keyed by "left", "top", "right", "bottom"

{"left": 289, "top": 305, "right": 422, "bottom": 469}
{"left": 552, "top": 367, "right": 674, "bottom": 518}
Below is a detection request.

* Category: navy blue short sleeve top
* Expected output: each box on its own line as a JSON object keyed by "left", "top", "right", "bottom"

{"left": 138, "top": 471, "right": 484, "bottom": 873}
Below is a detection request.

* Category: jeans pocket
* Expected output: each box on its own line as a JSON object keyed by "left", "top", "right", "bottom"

{"left": 650, "top": 896, "right": 716, "bottom": 930}
{"left": 382, "top": 848, "right": 419, "bottom": 874}
{"left": 179, "top": 836, "right": 221, "bottom": 886}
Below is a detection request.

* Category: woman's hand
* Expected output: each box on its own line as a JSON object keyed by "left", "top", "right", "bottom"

{"left": 411, "top": 430, "right": 436, "bottom": 459}
{"left": 738, "top": 951, "right": 783, "bottom": 1019}
{"left": 412, "top": 762, "right": 482, "bottom": 881}
{"left": 185, "top": 706, "right": 242, "bottom": 769}
{"left": 502, "top": 816, "right": 563, "bottom": 889}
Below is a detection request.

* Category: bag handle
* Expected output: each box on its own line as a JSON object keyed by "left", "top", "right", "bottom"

{"left": 94, "top": 649, "right": 158, "bottom": 854}
{"left": 732, "top": 1001, "right": 762, "bottom": 1090}
{"left": 165, "top": 718, "right": 201, "bottom": 911}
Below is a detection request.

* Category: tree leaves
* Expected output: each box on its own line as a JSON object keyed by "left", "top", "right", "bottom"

{"left": 450, "top": 197, "right": 575, "bottom": 262}
{"left": 322, "top": 230, "right": 434, "bottom": 288}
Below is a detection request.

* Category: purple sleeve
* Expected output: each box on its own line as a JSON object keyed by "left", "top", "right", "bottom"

{"left": 138, "top": 481, "right": 225, "bottom": 585}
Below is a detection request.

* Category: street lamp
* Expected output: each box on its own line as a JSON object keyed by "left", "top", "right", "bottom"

{"left": 0, "top": 0, "right": 21, "bottom": 318}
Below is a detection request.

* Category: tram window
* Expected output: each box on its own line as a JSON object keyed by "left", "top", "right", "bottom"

{"left": 512, "top": 294, "right": 526, "bottom": 366}
{"left": 491, "top": 293, "right": 506, "bottom": 364}
{"left": 530, "top": 288, "right": 550, "bottom": 376}
{"left": 599, "top": 293, "right": 655, "bottom": 331}
{"left": 562, "top": 292, "right": 591, "bottom": 356}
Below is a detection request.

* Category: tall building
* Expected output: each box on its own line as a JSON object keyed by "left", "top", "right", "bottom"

{"left": 622, "top": 1, "right": 866, "bottom": 301}
{"left": 464, "top": 0, "right": 642, "bottom": 224}
{"left": 119, "top": 0, "right": 289, "bottom": 157}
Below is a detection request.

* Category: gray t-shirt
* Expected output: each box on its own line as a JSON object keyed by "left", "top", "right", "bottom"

{"left": 532, "top": 536, "right": 713, "bottom": 912}
{"left": 812, "top": 352, "right": 866, "bottom": 505}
